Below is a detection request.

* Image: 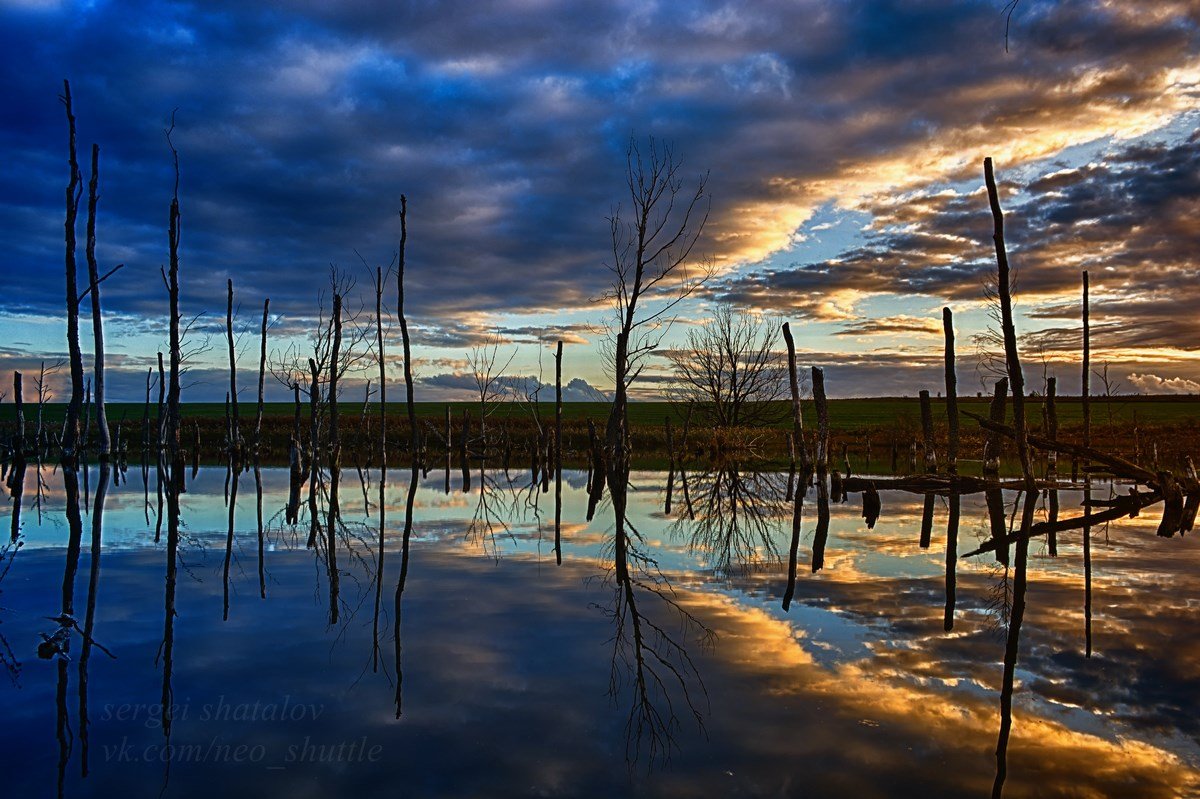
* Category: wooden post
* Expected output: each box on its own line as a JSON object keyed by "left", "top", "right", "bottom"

{"left": 1045, "top": 376, "right": 1058, "bottom": 473}
{"left": 84, "top": 143, "right": 111, "bottom": 460}
{"left": 811, "top": 366, "right": 828, "bottom": 472}
{"left": 1082, "top": 270, "right": 1090, "bottom": 454}
{"left": 983, "top": 378, "right": 1007, "bottom": 473}
{"left": 984, "top": 157, "right": 1035, "bottom": 488}
{"left": 782, "top": 323, "right": 810, "bottom": 469}
{"left": 13, "top": 371, "right": 24, "bottom": 456}
{"left": 292, "top": 383, "right": 301, "bottom": 443}
{"left": 156, "top": 351, "right": 165, "bottom": 450}
{"left": 225, "top": 278, "right": 241, "bottom": 455}
{"left": 554, "top": 340, "right": 563, "bottom": 565}
{"left": 308, "top": 357, "right": 319, "bottom": 466}
{"left": 142, "top": 367, "right": 152, "bottom": 452}
{"left": 375, "top": 266, "right": 387, "bottom": 464}
{"left": 942, "top": 308, "right": 958, "bottom": 474}
{"left": 919, "top": 389, "right": 937, "bottom": 472}
{"left": 255, "top": 298, "right": 269, "bottom": 452}
{"left": 329, "top": 293, "right": 343, "bottom": 468}
{"left": 396, "top": 196, "right": 416, "bottom": 454}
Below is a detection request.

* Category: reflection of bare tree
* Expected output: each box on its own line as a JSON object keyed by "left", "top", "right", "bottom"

{"left": 78, "top": 462, "right": 111, "bottom": 778}
{"left": 600, "top": 514, "right": 713, "bottom": 767}
{"left": 669, "top": 468, "right": 788, "bottom": 578}
{"left": 992, "top": 491, "right": 1036, "bottom": 799}
{"left": 394, "top": 464, "right": 419, "bottom": 718}
{"left": 466, "top": 465, "right": 521, "bottom": 560}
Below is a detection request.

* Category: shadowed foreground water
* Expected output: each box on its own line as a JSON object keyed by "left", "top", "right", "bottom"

{"left": 1, "top": 462, "right": 1197, "bottom": 798}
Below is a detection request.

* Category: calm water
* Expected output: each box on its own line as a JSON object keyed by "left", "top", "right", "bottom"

{"left": 1, "top": 462, "right": 1197, "bottom": 798}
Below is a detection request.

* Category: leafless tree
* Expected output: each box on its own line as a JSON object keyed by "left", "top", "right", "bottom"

{"left": 666, "top": 306, "right": 787, "bottom": 428}
{"left": 466, "top": 329, "right": 517, "bottom": 448}
{"left": 601, "top": 137, "right": 710, "bottom": 554}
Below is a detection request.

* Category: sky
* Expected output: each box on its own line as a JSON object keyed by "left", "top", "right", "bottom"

{"left": 1, "top": 0, "right": 1198, "bottom": 402}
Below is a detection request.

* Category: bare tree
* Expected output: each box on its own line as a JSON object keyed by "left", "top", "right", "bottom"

{"left": 466, "top": 329, "right": 517, "bottom": 449}
{"left": 60, "top": 80, "right": 85, "bottom": 463}
{"left": 666, "top": 305, "right": 786, "bottom": 428}
{"left": 602, "top": 136, "right": 710, "bottom": 505}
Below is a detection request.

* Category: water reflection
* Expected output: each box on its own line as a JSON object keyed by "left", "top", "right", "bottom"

{"left": 0, "top": 463, "right": 1197, "bottom": 797}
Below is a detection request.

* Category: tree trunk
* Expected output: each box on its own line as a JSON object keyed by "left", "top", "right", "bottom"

{"left": 375, "top": 266, "right": 387, "bottom": 464}
{"left": 811, "top": 366, "right": 828, "bottom": 473}
{"left": 225, "top": 278, "right": 241, "bottom": 455}
{"left": 984, "top": 157, "right": 1034, "bottom": 488}
{"left": 61, "top": 79, "right": 85, "bottom": 463}
{"left": 1082, "top": 270, "right": 1090, "bottom": 452}
{"left": 84, "top": 143, "right": 110, "bottom": 459}
{"left": 13, "top": 371, "right": 24, "bottom": 456}
{"left": 782, "top": 322, "right": 810, "bottom": 469}
{"left": 396, "top": 196, "right": 416, "bottom": 453}
{"left": 329, "top": 293, "right": 343, "bottom": 469}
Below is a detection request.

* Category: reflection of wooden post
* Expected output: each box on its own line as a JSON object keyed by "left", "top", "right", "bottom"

{"left": 811, "top": 366, "right": 828, "bottom": 472}
{"left": 919, "top": 390, "right": 936, "bottom": 472}
{"left": 943, "top": 308, "right": 958, "bottom": 474}
{"left": 943, "top": 494, "right": 959, "bottom": 631}
{"left": 782, "top": 323, "right": 810, "bottom": 469}
{"left": 985, "top": 157, "right": 1034, "bottom": 488}
{"left": 919, "top": 493, "right": 934, "bottom": 548}
{"left": 1083, "top": 477, "right": 1092, "bottom": 658}
{"left": 983, "top": 378, "right": 1007, "bottom": 474}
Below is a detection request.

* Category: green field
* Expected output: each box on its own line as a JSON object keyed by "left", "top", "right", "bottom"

{"left": 5, "top": 395, "right": 1200, "bottom": 432}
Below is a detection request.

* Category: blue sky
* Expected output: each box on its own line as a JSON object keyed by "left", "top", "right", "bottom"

{"left": 1, "top": 0, "right": 1198, "bottom": 401}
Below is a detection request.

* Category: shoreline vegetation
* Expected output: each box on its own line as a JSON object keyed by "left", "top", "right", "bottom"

{"left": 4, "top": 396, "right": 1198, "bottom": 471}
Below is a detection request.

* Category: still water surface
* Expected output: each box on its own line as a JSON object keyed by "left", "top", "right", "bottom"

{"left": 1, "top": 463, "right": 1197, "bottom": 797}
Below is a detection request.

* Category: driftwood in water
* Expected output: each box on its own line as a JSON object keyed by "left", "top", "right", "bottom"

{"left": 962, "top": 489, "right": 1162, "bottom": 557}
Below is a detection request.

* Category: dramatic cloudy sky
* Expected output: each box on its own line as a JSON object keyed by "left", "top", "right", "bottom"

{"left": 1, "top": 0, "right": 1198, "bottom": 401}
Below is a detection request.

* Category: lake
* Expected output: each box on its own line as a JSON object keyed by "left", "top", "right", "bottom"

{"left": 2, "top": 461, "right": 1197, "bottom": 797}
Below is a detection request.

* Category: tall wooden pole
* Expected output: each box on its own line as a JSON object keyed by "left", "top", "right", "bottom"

{"left": 782, "top": 322, "right": 809, "bottom": 469}
{"left": 1082, "top": 271, "right": 1090, "bottom": 451}
{"left": 943, "top": 307, "right": 958, "bottom": 474}
{"left": 255, "top": 298, "right": 269, "bottom": 452}
{"left": 85, "top": 143, "right": 110, "bottom": 459}
{"left": 61, "top": 80, "right": 85, "bottom": 462}
{"left": 811, "top": 366, "right": 828, "bottom": 472}
{"left": 984, "top": 157, "right": 1034, "bottom": 488}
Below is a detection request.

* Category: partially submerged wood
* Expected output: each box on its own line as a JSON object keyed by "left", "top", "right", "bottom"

{"left": 84, "top": 142, "right": 112, "bottom": 460}
{"left": 983, "top": 378, "right": 1007, "bottom": 474}
{"left": 61, "top": 80, "right": 85, "bottom": 463}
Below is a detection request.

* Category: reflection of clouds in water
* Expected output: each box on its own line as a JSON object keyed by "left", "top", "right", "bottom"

{"left": 5, "top": 465, "right": 1199, "bottom": 796}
